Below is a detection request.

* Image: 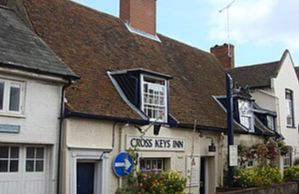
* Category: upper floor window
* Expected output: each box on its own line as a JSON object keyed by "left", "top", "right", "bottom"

{"left": 238, "top": 99, "right": 254, "bottom": 132}
{"left": 141, "top": 75, "right": 167, "bottom": 122}
{"left": 286, "top": 89, "right": 295, "bottom": 127}
{"left": 267, "top": 115, "right": 275, "bottom": 131}
{"left": 0, "top": 79, "right": 25, "bottom": 115}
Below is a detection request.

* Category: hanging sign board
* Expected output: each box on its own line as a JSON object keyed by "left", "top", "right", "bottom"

{"left": 229, "top": 145, "right": 238, "bottom": 166}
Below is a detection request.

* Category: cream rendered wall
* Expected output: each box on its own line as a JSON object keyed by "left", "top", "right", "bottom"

{"left": 273, "top": 54, "right": 299, "bottom": 155}
{"left": 0, "top": 73, "right": 64, "bottom": 194}
{"left": 251, "top": 88, "right": 276, "bottom": 112}
{"left": 63, "top": 118, "right": 223, "bottom": 194}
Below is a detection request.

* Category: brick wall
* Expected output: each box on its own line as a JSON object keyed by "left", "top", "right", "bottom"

{"left": 211, "top": 44, "right": 235, "bottom": 70}
{"left": 120, "top": 0, "right": 156, "bottom": 35}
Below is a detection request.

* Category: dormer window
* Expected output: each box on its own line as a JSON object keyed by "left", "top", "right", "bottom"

{"left": 267, "top": 115, "right": 275, "bottom": 131}
{"left": 109, "top": 68, "right": 171, "bottom": 124}
{"left": 141, "top": 75, "right": 167, "bottom": 122}
{"left": 238, "top": 99, "right": 254, "bottom": 132}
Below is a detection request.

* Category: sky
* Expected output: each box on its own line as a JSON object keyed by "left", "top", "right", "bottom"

{"left": 73, "top": 0, "right": 299, "bottom": 67}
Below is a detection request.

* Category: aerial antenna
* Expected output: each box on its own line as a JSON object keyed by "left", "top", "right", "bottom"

{"left": 219, "top": 0, "right": 236, "bottom": 57}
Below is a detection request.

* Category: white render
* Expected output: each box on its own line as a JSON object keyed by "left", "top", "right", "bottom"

{"left": 0, "top": 72, "right": 65, "bottom": 194}
{"left": 62, "top": 117, "right": 222, "bottom": 194}
{"left": 251, "top": 51, "right": 299, "bottom": 162}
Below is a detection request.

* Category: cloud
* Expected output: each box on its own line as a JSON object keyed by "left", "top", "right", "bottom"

{"left": 207, "top": 0, "right": 299, "bottom": 50}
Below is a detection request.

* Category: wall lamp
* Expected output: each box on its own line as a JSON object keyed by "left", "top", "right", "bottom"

{"left": 206, "top": 137, "right": 216, "bottom": 152}
{"left": 153, "top": 124, "right": 162, "bottom": 135}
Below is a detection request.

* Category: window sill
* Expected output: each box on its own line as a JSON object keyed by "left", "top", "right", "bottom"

{"left": 0, "top": 112, "right": 26, "bottom": 119}
{"left": 286, "top": 125, "right": 296, "bottom": 129}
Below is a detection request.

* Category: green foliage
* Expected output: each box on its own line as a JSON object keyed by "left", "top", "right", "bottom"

{"left": 284, "top": 166, "right": 299, "bottom": 180}
{"left": 235, "top": 166, "right": 282, "bottom": 188}
{"left": 116, "top": 170, "right": 187, "bottom": 194}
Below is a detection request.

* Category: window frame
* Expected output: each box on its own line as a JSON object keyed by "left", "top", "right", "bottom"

{"left": 285, "top": 89, "right": 295, "bottom": 128}
{"left": 0, "top": 78, "right": 25, "bottom": 116}
{"left": 0, "top": 146, "right": 20, "bottom": 173}
{"left": 238, "top": 99, "right": 255, "bottom": 132}
{"left": 267, "top": 115, "right": 275, "bottom": 131}
{"left": 139, "top": 158, "right": 165, "bottom": 172}
{"left": 140, "top": 74, "right": 168, "bottom": 123}
{"left": 25, "top": 146, "right": 45, "bottom": 173}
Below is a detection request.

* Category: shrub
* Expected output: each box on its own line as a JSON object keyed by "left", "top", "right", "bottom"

{"left": 284, "top": 166, "right": 299, "bottom": 180}
{"left": 235, "top": 166, "right": 282, "bottom": 188}
{"left": 116, "top": 170, "right": 187, "bottom": 194}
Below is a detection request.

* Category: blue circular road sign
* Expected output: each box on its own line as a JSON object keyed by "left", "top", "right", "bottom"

{"left": 112, "top": 152, "right": 133, "bottom": 177}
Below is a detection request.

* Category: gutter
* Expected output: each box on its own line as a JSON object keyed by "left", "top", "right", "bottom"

{"left": 56, "top": 80, "right": 73, "bottom": 194}
{"left": 64, "top": 110, "right": 150, "bottom": 126}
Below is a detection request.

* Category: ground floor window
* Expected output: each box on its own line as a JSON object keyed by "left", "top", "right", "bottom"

{"left": 139, "top": 158, "right": 170, "bottom": 172}
{"left": 284, "top": 153, "right": 292, "bottom": 167}
{"left": 0, "top": 146, "right": 19, "bottom": 172}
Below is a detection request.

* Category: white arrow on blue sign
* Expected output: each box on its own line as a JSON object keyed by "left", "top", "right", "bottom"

{"left": 112, "top": 152, "right": 133, "bottom": 177}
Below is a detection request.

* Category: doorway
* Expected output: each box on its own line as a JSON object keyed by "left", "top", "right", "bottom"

{"left": 200, "top": 157, "right": 206, "bottom": 194}
{"left": 77, "top": 162, "right": 95, "bottom": 194}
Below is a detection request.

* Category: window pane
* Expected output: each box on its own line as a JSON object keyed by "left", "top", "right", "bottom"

{"left": 9, "top": 160, "right": 18, "bottom": 172}
{"left": 36, "top": 148, "right": 44, "bottom": 159}
{"left": 35, "top": 160, "right": 44, "bottom": 172}
{"left": 0, "top": 82, "right": 4, "bottom": 110}
{"left": 26, "top": 147, "right": 35, "bottom": 158}
{"left": 10, "top": 147, "right": 19, "bottom": 158}
{"left": 9, "top": 86, "right": 20, "bottom": 111}
{"left": 0, "top": 147, "right": 9, "bottom": 158}
{"left": 26, "top": 160, "right": 34, "bottom": 172}
{"left": 0, "top": 160, "right": 8, "bottom": 172}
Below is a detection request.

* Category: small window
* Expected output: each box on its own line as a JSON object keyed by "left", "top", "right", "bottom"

{"left": 286, "top": 89, "right": 295, "bottom": 127}
{"left": 0, "top": 0, "right": 7, "bottom": 6}
{"left": 0, "top": 79, "right": 24, "bottom": 115}
{"left": 141, "top": 75, "right": 167, "bottom": 122}
{"left": 238, "top": 100, "right": 254, "bottom": 132}
{"left": 0, "top": 81, "right": 4, "bottom": 110}
{"left": 140, "top": 158, "right": 165, "bottom": 172}
{"left": 26, "top": 147, "right": 44, "bottom": 172}
{"left": 284, "top": 153, "right": 291, "bottom": 167}
{"left": 0, "top": 146, "right": 19, "bottom": 173}
{"left": 267, "top": 115, "right": 275, "bottom": 131}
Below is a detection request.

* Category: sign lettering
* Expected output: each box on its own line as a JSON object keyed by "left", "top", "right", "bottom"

{"left": 126, "top": 135, "right": 185, "bottom": 151}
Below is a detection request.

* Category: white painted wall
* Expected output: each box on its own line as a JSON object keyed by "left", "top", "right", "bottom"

{"left": 62, "top": 118, "right": 222, "bottom": 194}
{"left": 273, "top": 54, "right": 299, "bottom": 155}
{"left": 0, "top": 72, "right": 64, "bottom": 194}
{"left": 249, "top": 52, "right": 299, "bottom": 162}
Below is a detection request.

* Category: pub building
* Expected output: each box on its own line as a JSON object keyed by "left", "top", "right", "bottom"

{"left": 4, "top": 0, "right": 276, "bottom": 194}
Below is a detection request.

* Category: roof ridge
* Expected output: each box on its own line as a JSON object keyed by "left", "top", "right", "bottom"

{"left": 233, "top": 60, "right": 280, "bottom": 70}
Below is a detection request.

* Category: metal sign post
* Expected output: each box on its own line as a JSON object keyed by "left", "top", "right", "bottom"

{"left": 226, "top": 73, "right": 235, "bottom": 187}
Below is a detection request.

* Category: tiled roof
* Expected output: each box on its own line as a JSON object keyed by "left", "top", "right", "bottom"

{"left": 228, "top": 61, "right": 281, "bottom": 89}
{"left": 22, "top": 0, "right": 229, "bottom": 129}
{"left": 0, "top": 6, "right": 77, "bottom": 79}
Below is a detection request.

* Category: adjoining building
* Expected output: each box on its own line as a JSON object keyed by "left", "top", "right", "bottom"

{"left": 212, "top": 44, "right": 299, "bottom": 167}
{"left": 0, "top": 4, "right": 78, "bottom": 194}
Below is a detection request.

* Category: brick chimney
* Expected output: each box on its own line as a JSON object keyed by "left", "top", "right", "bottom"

{"left": 120, "top": 0, "right": 156, "bottom": 36}
{"left": 210, "top": 44, "right": 235, "bottom": 70}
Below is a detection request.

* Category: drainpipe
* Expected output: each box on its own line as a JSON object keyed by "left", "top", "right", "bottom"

{"left": 57, "top": 80, "right": 73, "bottom": 194}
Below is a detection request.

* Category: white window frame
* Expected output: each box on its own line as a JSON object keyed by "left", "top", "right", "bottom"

{"left": 238, "top": 99, "right": 255, "bottom": 132}
{"left": 286, "top": 89, "right": 295, "bottom": 127}
{"left": 139, "top": 158, "right": 165, "bottom": 172}
{"left": 140, "top": 74, "right": 168, "bottom": 123}
{"left": 0, "top": 146, "right": 19, "bottom": 173}
{"left": 267, "top": 115, "right": 275, "bottom": 131}
{"left": 0, "top": 78, "right": 25, "bottom": 116}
